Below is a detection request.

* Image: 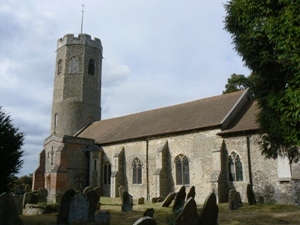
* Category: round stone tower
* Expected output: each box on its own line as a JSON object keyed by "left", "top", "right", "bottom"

{"left": 50, "top": 33, "right": 103, "bottom": 136}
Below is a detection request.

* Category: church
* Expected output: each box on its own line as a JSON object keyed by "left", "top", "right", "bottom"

{"left": 33, "top": 33, "right": 300, "bottom": 205}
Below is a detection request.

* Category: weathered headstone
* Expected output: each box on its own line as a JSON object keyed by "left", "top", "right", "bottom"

{"left": 14, "top": 184, "right": 24, "bottom": 195}
{"left": 68, "top": 194, "right": 89, "bottom": 224}
{"left": 0, "top": 193, "right": 24, "bottom": 225}
{"left": 175, "top": 197, "right": 199, "bottom": 225}
{"left": 95, "top": 210, "right": 110, "bottom": 225}
{"left": 172, "top": 186, "right": 186, "bottom": 212}
{"left": 229, "top": 189, "right": 239, "bottom": 210}
{"left": 57, "top": 189, "right": 77, "bottom": 225}
{"left": 38, "top": 187, "right": 48, "bottom": 203}
{"left": 143, "top": 208, "right": 154, "bottom": 218}
{"left": 83, "top": 186, "right": 94, "bottom": 195}
{"left": 186, "top": 186, "right": 196, "bottom": 200}
{"left": 198, "top": 192, "right": 219, "bottom": 225}
{"left": 138, "top": 197, "right": 145, "bottom": 205}
{"left": 121, "top": 191, "right": 133, "bottom": 212}
{"left": 118, "top": 185, "right": 126, "bottom": 199}
{"left": 161, "top": 192, "right": 176, "bottom": 207}
{"left": 133, "top": 216, "right": 157, "bottom": 225}
{"left": 85, "top": 190, "right": 99, "bottom": 222}
{"left": 247, "top": 184, "right": 257, "bottom": 205}
{"left": 94, "top": 186, "right": 102, "bottom": 199}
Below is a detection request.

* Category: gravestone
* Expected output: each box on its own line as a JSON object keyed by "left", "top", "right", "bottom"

{"left": 186, "top": 186, "right": 196, "bottom": 200}
{"left": 38, "top": 188, "right": 48, "bottom": 203}
{"left": 94, "top": 186, "right": 101, "bottom": 199}
{"left": 247, "top": 184, "right": 257, "bottom": 205}
{"left": 143, "top": 208, "right": 154, "bottom": 218}
{"left": 0, "top": 193, "right": 24, "bottom": 225}
{"left": 83, "top": 186, "right": 94, "bottom": 195}
{"left": 118, "top": 185, "right": 126, "bottom": 199}
{"left": 68, "top": 194, "right": 89, "bottom": 224}
{"left": 175, "top": 197, "right": 199, "bottom": 225}
{"left": 85, "top": 190, "right": 99, "bottom": 222}
{"left": 138, "top": 197, "right": 145, "bottom": 205}
{"left": 172, "top": 186, "right": 186, "bottom": 212}
{"left": 259, "top": 196, "right": 264, "bottom": 204}
{"left": 121, "top": 191, "right": 133, "bottom": 212}
{"left": 95, "top": 210, "right": 110, "bottom": 225}
{"left": 161, "top": 192, "right": 176, "bottom": 207}
{"left": 133, "top": 216, "right": 157, "bottom": 225}
{"left": 229, "top": 189, "right": 239, "bottom": 210}
{"left": 198, "top": 192, "right": 219, "bottom": 225}
{"left": 14, "top": 184, "right": 24, "bottom": 195}
{"left": 57, "top": 189, "right": 77, "bottom": 225}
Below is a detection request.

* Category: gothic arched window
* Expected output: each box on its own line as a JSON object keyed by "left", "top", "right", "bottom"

{"left": 175, "top": 154, "right": 190, "bottom": 185}
{"left": 88, "top": 59, "right": 95, "bottom": 75}
{"left": 57, "top": 59, "right": 62, "bottom": 75}
{"left": 103, "top": 161, "right": 111, "bottom": 185}
{"left": 228, "top": 151, "right": 243, "bottom": 181}
{"left": 132, "top": 157, "right": 142, "bottom": 184}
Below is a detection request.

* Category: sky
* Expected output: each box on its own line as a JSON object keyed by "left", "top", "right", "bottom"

{"left": 0, "top": 0, "right": 250, "bottom": 176}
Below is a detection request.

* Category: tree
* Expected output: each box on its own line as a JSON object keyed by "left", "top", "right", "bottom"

{"left": 0, "top": 106, "right": 24, "bottom": 193}
{"left": 223, "top": 73, "right": 251, "bottom": 94}
{"left": 224, "top": 1, "right": 300, "bottom": 162}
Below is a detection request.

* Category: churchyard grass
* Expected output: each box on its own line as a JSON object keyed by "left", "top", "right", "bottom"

{"left": 20, "top": 197, "right": 300, "bottom": 225}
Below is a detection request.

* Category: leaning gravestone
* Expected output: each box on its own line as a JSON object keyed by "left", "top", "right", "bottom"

{"left": 247, "top": 184, "right": 257, "bottom": 205}
{"left": 143, "top": 208, "right": 154, "bottom": 218}
{"left": 172, "top": 186, "right": 186, "bottom": 212}
{"left": 186, "top": 186, "right": 196, "bottom": 200}
{"left": 85, "top": 190, "right": 99, "bottom": 222}
{"left": 68, "top": 194, "right": 89, "bottom": 224}
{"left": 0, "top": 192, "right": 24, "bottom": 225}
{"left": 174, "top": 197, "right": 199, "bottom": 225}
{"left": 161, "top": 192, "right": 176, "bottom": 207}
{"left": 198, "top": 192, "right": 219, "bottom": 225}
{"left": 133, "top": 216, "right": 157, "bottom": 225}
{"left": 121, "top": 191, "right": 133, "bottom": 212}
{"left": 57, "top": 189, "right": 77, "bottom": 225}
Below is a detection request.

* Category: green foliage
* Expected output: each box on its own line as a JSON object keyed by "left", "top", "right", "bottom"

{"left": 0, "top": 106, "right": 24, "bottom": 193}
{"left": 224, "top": 0, "right": 300, "bottom": 162}
{"left": 223, "top": 73, "right": 251, "bottom": 94}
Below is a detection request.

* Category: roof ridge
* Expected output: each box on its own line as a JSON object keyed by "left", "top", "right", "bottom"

{"left": 100, "top": 90, "right": 247, "bottom": 122}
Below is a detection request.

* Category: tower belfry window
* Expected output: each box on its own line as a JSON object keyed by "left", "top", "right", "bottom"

{"left": 88, "top": 59, "right": 95, "bottom": 75}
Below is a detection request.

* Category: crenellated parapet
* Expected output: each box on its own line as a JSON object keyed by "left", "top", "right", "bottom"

{"left": 57, "top": 33, "right": 102, "bottom": 50}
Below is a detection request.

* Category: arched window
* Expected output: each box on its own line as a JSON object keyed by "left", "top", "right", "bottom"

{"left": 88, "top": 59, "right": 95, "bottom": 75}
{"left": 69, "top": 57, "right": 79, "bottom": 73}
{"left": 54, "top": 113, "right": 58, "bottom": 128}
{"left": 103, "top": 161, "right": 111, "bottom": 185}
{"left": 132, "top": 157, "right": 142, "bottom": 184}
{"left": 175, "top": 154, "right": 190, "bottom": 185}
{"left": 57, "top": 59, "right": 62, "bottom": 75}
{"left": 228, "top": 151, "right": 243, "bottom": 181}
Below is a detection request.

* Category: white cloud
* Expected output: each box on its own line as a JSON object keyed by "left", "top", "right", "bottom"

{"left": 0, "top": 0, "right": 250, "bottom": 176}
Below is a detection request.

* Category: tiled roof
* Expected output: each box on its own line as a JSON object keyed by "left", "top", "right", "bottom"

{"left": 219, "top": 100, "right": 259, "bottom": 135}
{"left": 77, "top": 90, "right": 251, "bottom": 144}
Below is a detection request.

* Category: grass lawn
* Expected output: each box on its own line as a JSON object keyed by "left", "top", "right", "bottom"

{"left": 20, "top": 197, "right": 300, "bottom": 225}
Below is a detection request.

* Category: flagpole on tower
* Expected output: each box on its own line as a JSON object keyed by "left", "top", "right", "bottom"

{"left": 81, "top": 4, "right": 85, "bottom": 34}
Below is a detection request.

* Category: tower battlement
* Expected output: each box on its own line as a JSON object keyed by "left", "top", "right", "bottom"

{"left": 57, "top": 33, "right": 102, "bottom": 50}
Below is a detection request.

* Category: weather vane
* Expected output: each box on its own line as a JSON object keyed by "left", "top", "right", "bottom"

{"left": 81, "top": 4, "right": 85, "bottom": 33}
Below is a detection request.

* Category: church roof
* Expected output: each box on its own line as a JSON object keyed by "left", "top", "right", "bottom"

{"left": 77, "top": 90, "right": 258, "bottom": 144}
